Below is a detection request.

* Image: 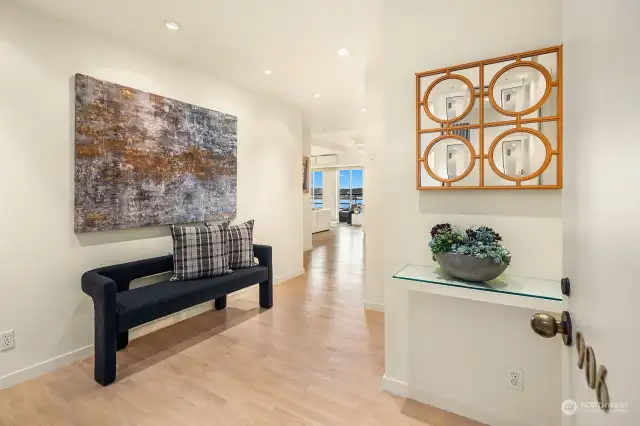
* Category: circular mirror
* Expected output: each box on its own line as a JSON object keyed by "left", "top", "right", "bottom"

{"left": 424, "top": 75, "right": 475, "bottom": 123}
{"left": 489, "top": 129, "right": 551, "bottom": 181}
{"left": 423, "top": 135, "right": 475, "bottom": 182}
{"left": 489, "top": 63, "right": 551, "bottom": 115}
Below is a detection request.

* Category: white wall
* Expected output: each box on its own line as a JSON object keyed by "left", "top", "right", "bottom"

{"left": 371, "top": 0, "right": 563, "bottom": 424}
{"left": 0, "top": 4, "right": 304, "bottom": 384}
{"left": 322, "top": 169, "right": 339, "bottom": 220}
{"left": 332, "top": 145, "right": 366, "bottom": 166}
{"left": 363, "top": 58, "right": 385, "bottom": 311}
{"left": 368, "top": 0, "right": 563, "bottom": 301}
{"left": 406, "top": 293, "right": 561, "bottom": 426}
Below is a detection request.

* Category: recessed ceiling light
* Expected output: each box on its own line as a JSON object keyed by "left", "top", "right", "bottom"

{"left": 264, "top": 70, "right": 273, "bottom": 75}
{"left": 313, "top": 93, "right": 323, "bottom": 98}
{"left": 358, "top": 108, "right": 367, "bottom": 112}
{"left": 164, "top": 20, "right": 181, "bottom": 31}
{"left": 337, "top": 48, "right": 350, "bottom": 56}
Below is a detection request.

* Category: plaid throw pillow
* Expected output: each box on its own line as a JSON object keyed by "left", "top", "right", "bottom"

{"left": 207, "top": 220, "right": 256, "bottom": 269}
{"left": 170, "top": 223, "right": 231, "bottom": 281}
{"left": 227, "top": 220, "right": 257, "bottom": 269}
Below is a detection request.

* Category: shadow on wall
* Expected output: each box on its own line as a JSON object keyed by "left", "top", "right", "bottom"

{"left": 418, "top": 190, "right": 562, "bottom": 218}
{"left": 75, "top": 225, "right": 171, "bottom": 247}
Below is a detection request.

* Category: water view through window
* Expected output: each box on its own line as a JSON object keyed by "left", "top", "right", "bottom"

{"left": 311, "top": 170, "right": 323, "bottom": 208}
{"left": 339, "top": 168, "right": 363, "bottom": 210}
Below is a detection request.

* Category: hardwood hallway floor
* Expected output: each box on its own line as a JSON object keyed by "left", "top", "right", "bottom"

{"left": 0, "top": 225, "right": 482, "bottom": 426}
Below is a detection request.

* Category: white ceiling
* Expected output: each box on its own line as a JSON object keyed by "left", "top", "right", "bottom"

{"left": 18, "top": 0, "right": 378, "bottom": 134}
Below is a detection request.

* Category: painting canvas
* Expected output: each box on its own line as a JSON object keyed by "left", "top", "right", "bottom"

{"left": 74, "top": 74, "right": 237, "bottom": 232}
{"left": 302, "top": 156, "right": 310, "bottom": 193}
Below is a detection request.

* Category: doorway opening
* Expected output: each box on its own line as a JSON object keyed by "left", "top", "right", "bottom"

{"left": 338, "top": 168, "right": 364, "bottom": 226}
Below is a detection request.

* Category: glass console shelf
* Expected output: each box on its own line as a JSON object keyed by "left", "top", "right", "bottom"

{"left": 393, "top": 264, "right": 563, "bottom": 312}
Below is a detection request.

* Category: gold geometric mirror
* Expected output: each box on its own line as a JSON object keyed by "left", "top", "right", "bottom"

{"left": 416, "top": 45, "right": 562, "bottom": 190}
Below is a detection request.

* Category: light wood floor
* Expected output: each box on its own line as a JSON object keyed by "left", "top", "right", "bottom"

{"left": 0, "top": 225, "right": 483, "bottom": 426}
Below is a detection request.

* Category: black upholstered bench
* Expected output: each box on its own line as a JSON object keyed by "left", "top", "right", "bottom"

{"left": 81, "top": 244, "right": 273, "bottom": 386}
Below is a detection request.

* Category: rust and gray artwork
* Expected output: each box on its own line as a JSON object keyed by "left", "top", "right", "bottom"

{"left": 74, "top": 74, "right": 237, "bottom": 232}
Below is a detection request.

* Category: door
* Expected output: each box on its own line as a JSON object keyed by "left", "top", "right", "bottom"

{"left": 556, "top": 3, "right": 638, "bottom": 425}
{"left": 338, "top": 168, "right": 364, "bottom": 210}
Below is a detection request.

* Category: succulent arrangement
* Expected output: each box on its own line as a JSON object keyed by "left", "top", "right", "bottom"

{"left": 429, "top": 223, "right": 511, "bottom": 266}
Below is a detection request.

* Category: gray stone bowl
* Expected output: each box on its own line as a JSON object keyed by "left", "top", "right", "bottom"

{"left": 434, "top": 252, "right": 508, "bottom": 282}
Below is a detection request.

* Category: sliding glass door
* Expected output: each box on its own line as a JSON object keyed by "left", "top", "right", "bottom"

{"left": 338, "top": 168, "right": 363, "bottom": 210}
{"left": 352, "top": 169, "right": 363, "bottom": 206}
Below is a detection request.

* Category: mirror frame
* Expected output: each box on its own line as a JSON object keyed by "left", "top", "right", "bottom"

{"left": 422, "top": 134, "right": 476, "bottom": 183}
{"left": 415, "top": 45, "right": 562, "bottom": 190}
{"left": 488, "top": 128, "right": 552, "bottom": 183}
{"left": 488, "top": 62, "right": 552, "bottom": 117}
{"left": 423, "top": 75, "right": 476, "bottom": 124}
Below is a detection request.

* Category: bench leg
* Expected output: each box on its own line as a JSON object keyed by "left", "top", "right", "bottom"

{"left": 259, "top": 279, "right": 273, "bottom": 309}
{"left": 94, "top": 313, "right": 117, "bottom": 386}
{"left": 215, "top": 295, "right": 227, "bottom": 310}
{"left": 117, "top": 331, "right": 129, "bottom": 351}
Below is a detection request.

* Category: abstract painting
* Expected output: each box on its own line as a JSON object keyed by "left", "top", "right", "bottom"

{"left": 74, "top": 74, "right": 237, "bottom": 232}
{"left": 302, "top": 156, "right": 310, "bottom": 193}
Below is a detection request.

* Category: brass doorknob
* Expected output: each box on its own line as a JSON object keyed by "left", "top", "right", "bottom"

{"left": 530, "top": 311, "right": 572, "bottom": 346}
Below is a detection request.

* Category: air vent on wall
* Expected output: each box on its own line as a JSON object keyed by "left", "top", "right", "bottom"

{"left": 312, "top": 154, "right": 339, "bottom": 166}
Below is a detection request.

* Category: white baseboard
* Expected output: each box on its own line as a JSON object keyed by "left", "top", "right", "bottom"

{"left": 275, "top": 269, "right": 305, "bottom": 284}
{"left": 0, "top": 268, "right": 306, "bottom": 390}
{"left": 382, "top": 375, "right": 544, "bottom": 426}
{"left": 364, "top": 301, "right": 385, "bottom": 312}
{"left": 0, "top": 345, "right": 93, "bottom": 390}
{"left": 381, "top": 374, "right": 408, "bottom": 397}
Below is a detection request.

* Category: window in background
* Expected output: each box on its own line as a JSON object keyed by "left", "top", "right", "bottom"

{"left": 311, "top": 170, "right": 323, "bottom": 209}
{"left": 339, "top": 168, "right": 364, "bottom": 210}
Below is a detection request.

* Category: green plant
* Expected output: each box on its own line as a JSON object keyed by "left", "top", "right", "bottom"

{"left": 429, "top": 223, "right": 511, "bottom": 266}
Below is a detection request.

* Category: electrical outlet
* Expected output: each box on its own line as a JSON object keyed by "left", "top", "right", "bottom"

{"left": 0, "top": 330, "right": 15, "bottom": 351}
{"left": 507, "top": 366, "right": 524, "bottom": 391}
